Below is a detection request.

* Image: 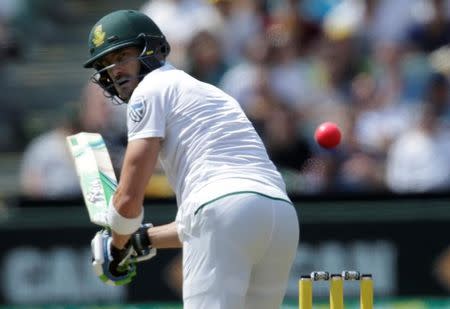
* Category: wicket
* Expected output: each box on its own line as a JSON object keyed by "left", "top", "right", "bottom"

{"left": 299, "top": 271, "right": 373, "bottom": 309}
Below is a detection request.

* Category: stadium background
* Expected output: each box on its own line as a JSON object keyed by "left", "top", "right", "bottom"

{"left": 0, "top": 0, "right": 450, "bottom": 308}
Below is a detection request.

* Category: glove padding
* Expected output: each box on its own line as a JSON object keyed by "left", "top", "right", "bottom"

{"left": 131, "top": 223, "right": 157, "bottom": 262}
{"left": 91, "top": 224, "right": 157, "bottom": 286}
{"left": 91, "top": 230, "right": 136, "bottom": 286}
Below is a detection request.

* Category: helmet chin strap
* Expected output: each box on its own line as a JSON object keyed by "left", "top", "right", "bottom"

{"left": 90, "top": 72, "right": 150, "bottom": 105}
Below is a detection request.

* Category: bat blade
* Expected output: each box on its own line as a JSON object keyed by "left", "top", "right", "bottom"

{"left": 67, "top": 132, "right": 117, "bottom": 226}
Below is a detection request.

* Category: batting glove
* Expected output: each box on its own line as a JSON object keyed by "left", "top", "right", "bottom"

{"left": 91, "top": 230, "right": 136, "bottom": 286}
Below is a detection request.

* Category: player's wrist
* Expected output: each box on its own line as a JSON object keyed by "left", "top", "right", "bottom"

{"left": 110, "top": 242, "right": 129, "bottom": 260}
{"left": 131, "top": 223, "right": 153, "bottom": 255}
{"left": 111, "top": 234, "right": 131, "bottom": 250}
{"left": 107, "top": 198, "right": 144, "bottom": 235}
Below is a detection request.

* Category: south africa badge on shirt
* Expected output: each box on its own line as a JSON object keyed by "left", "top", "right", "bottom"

{"left": 129, "top": 97, "right": 147, "bottom": 122}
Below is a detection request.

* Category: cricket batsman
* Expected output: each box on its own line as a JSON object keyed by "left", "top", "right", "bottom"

{"left": 84, "top": 10, "right": 300, "bottom": 309}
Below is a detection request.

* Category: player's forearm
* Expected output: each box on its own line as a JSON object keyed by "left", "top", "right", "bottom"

{"left": 147, "top": 221, "right": 182, "bottom": 249}
{"left": 109, "top": 138, "right": 160, "bottom": 248}
{"left": 110, "top": 189, "right": 144, "bottom": 249}
{"left": 113, "top": 186, "right": 143, "bottom": 218}
{"left": 113, "top": 138, "right": 161, "bottom": 218}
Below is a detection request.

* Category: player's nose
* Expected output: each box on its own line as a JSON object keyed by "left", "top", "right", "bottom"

{"left": 108, "top": 63, "right": 125, "bottom": 80}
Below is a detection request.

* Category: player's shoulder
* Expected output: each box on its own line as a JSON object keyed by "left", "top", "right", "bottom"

{"left": 134, "top": 62, "right": 190, "bottom": 97}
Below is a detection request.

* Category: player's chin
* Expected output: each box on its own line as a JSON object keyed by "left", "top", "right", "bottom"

{"left": 117, "top": 83, "right": 138, "bottom": 100}
{"left": 117, "top": 88, "right": 133, "bottom": 102}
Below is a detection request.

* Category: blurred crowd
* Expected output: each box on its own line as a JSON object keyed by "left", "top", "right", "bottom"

{"left": 5, "top": 0, "right": 450, "bottom": 199}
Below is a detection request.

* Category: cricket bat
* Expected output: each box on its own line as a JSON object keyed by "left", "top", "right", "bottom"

{"left": 66, "top": 132, "right": 117, "bottom": 226}
{"left": 67, "top": 132, "right": 157, "bottom": 263}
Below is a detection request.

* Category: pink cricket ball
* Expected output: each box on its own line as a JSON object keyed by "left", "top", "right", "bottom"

{"left": 314, "top": 122, "right": 342, "bottom": 149}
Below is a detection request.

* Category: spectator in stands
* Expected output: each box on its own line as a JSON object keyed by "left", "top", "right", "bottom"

{"left": 335, "top": 73, "right": 387, "bottom": 193}
{"left": 271, "top": 0, "right": 322, "bottom": 58}
{"left": 265, "top": 19, "right": 312, "bottom": 109}
{"left": 407, "top": 0, "right": 450, "bottom": 53}
{"left": 360, "top": 0, "right": 414, "bottom": 50}
{"left": 385, "top": 103, "right": 450, "bottom": 193}
{"left": 219, "top": 32, "right": 270, "bottom": 113}
{"left": 385, "top": 73, "right": 450, "bottom": 193}
{"left": 262, "top": 103, "right": 312, "bottom": 193}
{"left": 19, "top": 101, "right": 82, "bottom": 199}
{"left": 185, "top": 30, "right": 228, "bottom": 86}
{"left": 212, "top": 0, "right": 265, "bottom": 66}
{"left": 140, "top": 0, "right": 223, "bottom": 69}
{"left": 263, "top": 103, "right": 311, "bottom": 169}
{"left": 19, "top": 82, "right": 128, "bottom": 200}
{"left": 351, "top": 43, "right": 418, "bottom": 156}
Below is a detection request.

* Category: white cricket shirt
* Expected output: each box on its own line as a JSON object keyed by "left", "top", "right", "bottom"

{"left": 127, "top": 63, "right": 289, "bottom": 213}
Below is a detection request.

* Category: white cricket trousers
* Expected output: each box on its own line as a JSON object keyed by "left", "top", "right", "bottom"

{"left": 180, "top": 192, "right": 300, "bottom": 309}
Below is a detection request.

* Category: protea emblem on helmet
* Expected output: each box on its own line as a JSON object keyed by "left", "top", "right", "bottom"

{"left": 92, "top": 25, "right": 106, "bottom": 47}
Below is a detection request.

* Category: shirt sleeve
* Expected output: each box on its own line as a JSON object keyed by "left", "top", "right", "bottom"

{"left": 127, "top": 89, "right": 167, "bottom": 141}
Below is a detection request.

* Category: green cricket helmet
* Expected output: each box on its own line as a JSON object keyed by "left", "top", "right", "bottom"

{"left": 84, "top": 10, "right": 170, "bottom": 101}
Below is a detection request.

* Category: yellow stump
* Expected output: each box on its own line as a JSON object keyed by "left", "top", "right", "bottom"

{"left": 329, "top": 274, "right": 344, "bottom": 309}
{"left": 360, "top": 274, "right": 374, "bottom": 309}
{"left": 299, "top": 276, "right": 312, "bottom": 309}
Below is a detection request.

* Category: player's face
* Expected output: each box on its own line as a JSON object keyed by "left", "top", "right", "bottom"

{"left": 100, "top": 47, "right": 141, "bottom": 101}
